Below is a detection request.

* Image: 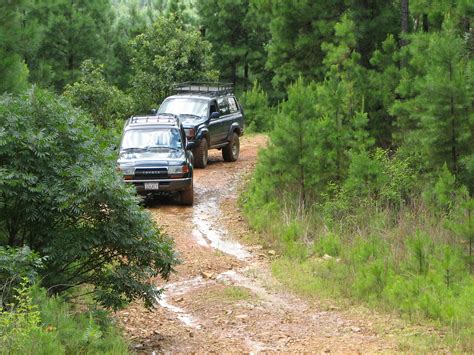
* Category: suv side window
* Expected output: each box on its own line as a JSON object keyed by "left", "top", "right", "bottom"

{"left": 217, "top": 97, "right": 230, "bottom": 116}
{"left": 228, "top": 97, "right": 238, "bottom": 113}
{"left": 209, "top": 100, "right": 218, "bottom": 115}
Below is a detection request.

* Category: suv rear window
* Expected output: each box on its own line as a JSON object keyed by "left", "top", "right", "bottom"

{"left": 228, "top": 97, "right": 238, "bottom": 113}
{"left": 217, "top": 97, "right": 230, "bottom": 115}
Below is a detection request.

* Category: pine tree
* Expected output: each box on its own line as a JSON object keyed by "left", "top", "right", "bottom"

{"left": 29, "top": 0, "right": 115, "bottom": 90}
{"left": 196, "top": 0, "right": 268, "bottom": 89}
{"left": 266, "top": 0, "right": 345, "bottom": 98}
{"left": 0, "top": 1, "right": 30, "bottom": 93}
{"left": 259, "top": 78, "right": 318, "bottom": 206}
{"left": 366, "top": 35, "right": 401, "bottom": 147}
{"left": 392, "top": 23, "right": 474, "bottom": 190}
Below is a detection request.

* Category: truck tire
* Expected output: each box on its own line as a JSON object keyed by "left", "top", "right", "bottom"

{"left": 180, "top": 184, "right": 194, "bottom": 206}
{"left": 193, "top": 138, "right": 208, "bottom": 168}
{"left": 222, "top": 132, "right": 240, "bottom": 162}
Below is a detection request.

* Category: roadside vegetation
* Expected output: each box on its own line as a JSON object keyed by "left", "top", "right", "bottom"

{"left": 1, "top": 0, "right": 473, "bottom": 352}
{"left": 239, "top": 2, "right": 474, "bottom": 352}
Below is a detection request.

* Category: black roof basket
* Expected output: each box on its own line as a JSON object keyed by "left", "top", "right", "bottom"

{"left": 173, "top": 82, "right": 233, "bottom": 95}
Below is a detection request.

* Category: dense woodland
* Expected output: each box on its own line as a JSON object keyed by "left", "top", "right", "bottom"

{"left": 0, "top": 0, "right": 473, "bottom": 352}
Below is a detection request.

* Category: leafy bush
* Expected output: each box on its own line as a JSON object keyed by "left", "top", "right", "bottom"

{"left": 0, "top": 246, "right": 44, "bottom": 305}
{"left": 0, "top": 88, "right": 178, "bottom": 309}
{"left": 240, "top": 81, "right": 274, "bottom": 132}
{"left": 64, "top": 60, "right": 135, "bottom": 128}
{"left": 130, "top": 15, "right": 218, "bottom": 111}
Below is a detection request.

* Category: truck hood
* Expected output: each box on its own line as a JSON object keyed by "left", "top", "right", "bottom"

{"left": 180, "top": 116, "right": 207, "bottom": 128}
{"left": 117, "top": 150, "right": 186, "bottom": 167}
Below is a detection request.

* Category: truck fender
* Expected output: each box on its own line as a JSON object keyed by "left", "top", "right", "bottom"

{"left": 226, "top": 123, "right": 242, "bottom": 140}
{"left": 195, "top": 127, "right": 210, "bottom": 143}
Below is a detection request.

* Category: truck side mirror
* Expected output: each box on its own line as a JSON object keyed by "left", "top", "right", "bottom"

{"left": 210, "top": 111, "right": 220, "bottom": 119}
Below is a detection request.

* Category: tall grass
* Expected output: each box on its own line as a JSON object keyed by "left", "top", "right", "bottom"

{"left": 242, "top": 181, "right": 474, "bottom": 351}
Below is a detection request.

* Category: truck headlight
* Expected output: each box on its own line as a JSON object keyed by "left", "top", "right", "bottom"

{"left": 169, "top": 165, "right": 189, "bottom": 174}
{"left": 184, "top": 128, "right": 195, "bottom": 139}
{"left": 122, "top": 167, "right": 135, "bottom": 175}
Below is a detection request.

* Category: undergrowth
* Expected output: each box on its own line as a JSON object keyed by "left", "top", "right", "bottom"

{"left": 0, "top": 281, "right": 129, "bottom": 354}
{"left": 241, "top": 160, "right": 474, "bottom": 352}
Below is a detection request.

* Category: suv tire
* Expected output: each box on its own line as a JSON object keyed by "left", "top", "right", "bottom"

{"left": 180, "top": 185, "right": 194, "bottom": 206}
{"left": 193, "top": 138, "right": 208, "bottom": 168}
{"left": 222, "top": 132, "right": 240, "bottom": 162}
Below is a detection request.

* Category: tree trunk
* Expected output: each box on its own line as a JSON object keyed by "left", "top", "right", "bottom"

{"left": 422, "top": 13, "right": 429, "bottom": 32}
{"left": 400, "top": 0, "right": 409, "bottom": 47}
{"left": 232, "top": 61, "right": 237, "bottom": 86}
{"left": 244, "top": 61, "right": 249, "bottom": 91}
{"left": 449, "top": 63, "right": 457, "bottom": 174}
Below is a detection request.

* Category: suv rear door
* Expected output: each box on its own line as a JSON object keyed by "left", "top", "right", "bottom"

{"left": 211, "top": 97, "right": 231, "bottom": 145}
{"left": 208, "top": 99, "right": 222, "bottom": 146}
{"left": 223, "top": 95, "right": 243, "bottom": 138}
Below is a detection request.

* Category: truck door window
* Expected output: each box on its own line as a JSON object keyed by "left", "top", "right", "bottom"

{"left": 210, "top": 101, "right": 218, "bottom": 115}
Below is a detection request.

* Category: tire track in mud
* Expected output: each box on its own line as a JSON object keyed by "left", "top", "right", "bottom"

{"left": 116, "top": 135, "right": 398, "bottom": 353}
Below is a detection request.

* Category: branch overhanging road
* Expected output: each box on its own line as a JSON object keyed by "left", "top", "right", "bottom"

{"left": 116, "top": 134, "right": 400, "bottom": 353}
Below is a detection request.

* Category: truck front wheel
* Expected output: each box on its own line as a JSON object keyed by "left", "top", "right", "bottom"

{"left": 180, "top": 184, "right": 194, "bottom": 206}
{"left": 222, "top": 132, "right": 240, "bottom": 162}
{"left": 193, "top": 138, "right": 208, "bottom": 168}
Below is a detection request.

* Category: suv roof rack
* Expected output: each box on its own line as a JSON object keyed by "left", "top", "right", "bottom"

{"left": 173, "top": 82, "right": 233, "bottom": 96}
{"left": 128, "top": 114, "right": 179, "bottom": 126}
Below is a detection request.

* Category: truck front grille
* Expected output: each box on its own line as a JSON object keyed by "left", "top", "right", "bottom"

{"left": 134, "top": 168, "right": 168, "bottom": 179}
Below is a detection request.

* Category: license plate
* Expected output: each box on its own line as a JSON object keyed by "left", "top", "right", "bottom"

{"left": 144, "top": 182, "right": 160, "bottom": 190}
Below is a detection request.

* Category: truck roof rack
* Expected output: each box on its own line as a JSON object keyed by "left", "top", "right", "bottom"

{"left": 173, "top": 82, "right": 233, "bottom": 96}
{"left": 128, "top": 114, "right": 179, "bottom": 126}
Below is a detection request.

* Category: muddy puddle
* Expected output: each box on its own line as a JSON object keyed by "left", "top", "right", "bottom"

{"left": 191, "top": 188, "right": 251, "bottom": 260}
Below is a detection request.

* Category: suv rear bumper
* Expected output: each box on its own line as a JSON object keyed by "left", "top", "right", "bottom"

{"left": 125, "top": 177, "right": 192, "bottom": 194}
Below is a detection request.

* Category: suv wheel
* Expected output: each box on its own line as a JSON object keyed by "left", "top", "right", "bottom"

{"left": 222, "top": 132, "right": 240, "bottom": 162}
{"left": 193, "top": 138, "right": 208, "bottom": 168}
{"left": 180, "top": 184, "right": 194, "bottom": 206}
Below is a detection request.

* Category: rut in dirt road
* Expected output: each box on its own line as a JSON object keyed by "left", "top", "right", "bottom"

{"left": 116, "top": 135, "right": 397, "bottom": 353}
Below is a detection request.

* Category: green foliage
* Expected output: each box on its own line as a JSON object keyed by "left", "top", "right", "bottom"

{"left": 27, "top": 0, "right": 116, "bottom": 90}
{"left": 392, "top": 24, "right": 474, "bottom": 190}
{"left": 0, "top": 1, "right": 30, "bottom": 94}
{"left": 258, "top": 78, "right": 318, "bottom": 204}
{"left": 343, "top": 149, "right": 418, "bottom": 209}
{"left": 366, "top": 34, "right": 401, "bottom": 147}
{"left": 31, "top": 287, "right": 128, "bottom": 354}
{"left": 423, "top": 163, "right": 458, "bottom": 212}
{"left": 280, "top": 222, "right": 307, "bottom": 260}
{"left": 266, "top": 0, "right": 345, "bottom": 97}
{"left": 240, "top": 81, "right": 273, "bottom": 132}
{"left": 64, "top": 60, "right": 134, "bottom": 128}
{"left": 0, "top": 282, "right": 128, "bottom": 354}
{"left": 0, "top": 247, "right": 44, "bottom": 305}
{"left": 314, "top": 233, "right": 342, "bottom": 257}
{"left": 446, "top": 193, "right": 474, "bottom": 273}
{"left": 197, "top": 0, "right": 248, "bottom": 86}
{"left": 0, "top": 88, "right": 178, "bottom": 310}
{"left": 130, "top": 15, "right": 218, "bottom": 111}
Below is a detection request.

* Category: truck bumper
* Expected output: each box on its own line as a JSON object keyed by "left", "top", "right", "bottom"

{"left": 125, "top": 177, "right": 192, "bottom": 195}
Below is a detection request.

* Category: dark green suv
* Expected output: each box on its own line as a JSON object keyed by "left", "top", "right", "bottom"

{"left": 157, "top": 82, "right": 245, "bottom": 168}
{"left": 117, "top": 115, "right": 194, "bottom": 205}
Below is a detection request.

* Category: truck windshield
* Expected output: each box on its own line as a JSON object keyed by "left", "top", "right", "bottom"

{"left": 158, "top": 98, "right": 208, "bottom": 117}
{"left": 121, "top": 128, "right": 182, "bottom": 150}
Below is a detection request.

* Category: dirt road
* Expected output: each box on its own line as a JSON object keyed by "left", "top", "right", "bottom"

{"left": 116, "top": 134, "right": 399, "bottom": 353}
